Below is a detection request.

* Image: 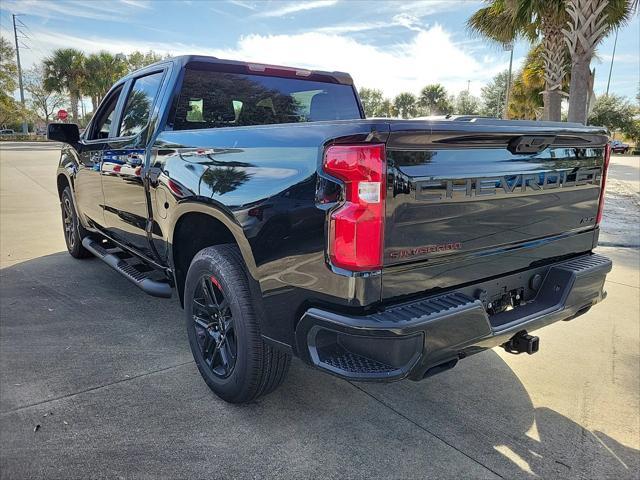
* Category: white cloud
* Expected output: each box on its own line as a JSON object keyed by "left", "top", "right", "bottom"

{"left": 1, "top": 0, "right": 138, "bottom": 22}
{"left": 5, "top": 22, "right": 515, "bottom": 98}
{"left": 228, "top": 0, "right": 257, "bottom": 10}
{"left": 119, "top": 0, "right": 152, "bottom": 8}
{"left": 254, "top": 0, "right": 338, "bottom": 18}
{"left": 210, "top": 26, "right": 513, "bottom": 96}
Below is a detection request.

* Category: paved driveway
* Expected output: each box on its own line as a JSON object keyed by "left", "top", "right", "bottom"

{"left": 1, "top": 142, "right": 638, "bottom": 479}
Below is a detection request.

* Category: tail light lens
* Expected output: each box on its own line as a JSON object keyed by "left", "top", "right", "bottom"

{"left": 323, "top": 144, "right": 386, "bottom": 271}
{"left": 596, "top": 143, "right": 611, "bottom": 225}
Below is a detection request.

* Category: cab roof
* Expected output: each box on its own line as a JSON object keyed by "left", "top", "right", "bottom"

{"left": 129, "top": 54, "right": 355, "bottom": 86}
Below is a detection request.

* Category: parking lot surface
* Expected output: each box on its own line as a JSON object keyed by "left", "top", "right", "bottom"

{"left": 1, "top": 142, "right": 638, "bottom": 479}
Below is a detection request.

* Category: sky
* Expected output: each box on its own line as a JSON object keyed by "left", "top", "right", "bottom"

{"left": 0, "top": 0, "right": 638, "bottom": 103}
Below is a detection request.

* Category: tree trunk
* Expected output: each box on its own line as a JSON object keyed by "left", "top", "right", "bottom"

{"left": 542, "top": 91, "right": 563, "bottom": 122}
{"left": 567, "top": 57, "right": 590, "bottom": 123}
{"left": 69, "top": 92, "right": 79, "bottom": 122}
{"left": 563, "top": 0, "right": 608, "bottom": 124}
{"left": 541, "top": 15, "right": 566, "bottom": 122}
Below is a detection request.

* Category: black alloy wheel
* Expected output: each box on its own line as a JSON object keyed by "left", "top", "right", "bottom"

{"left": 192, "top": 275, "right": 237, "bottom": 378}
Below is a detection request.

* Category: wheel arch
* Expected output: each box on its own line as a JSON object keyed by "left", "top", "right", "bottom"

{"left": 168, "top": 204, "right": 259, "bottom": 307}
{"left": 56, "top": 172, "right": 72, "bottom": 199}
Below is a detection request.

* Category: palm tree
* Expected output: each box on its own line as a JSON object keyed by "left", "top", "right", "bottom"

{"left": 563, "top": 0, "right": 635, "bottom": 123}
{"left": 468, "top": 1, "right": 568, "bottom": 121}
{"left": 43, "top": 49, "right": 85, "bottom": 121}
{"left": 84, "top": 52, "right": 129, "bottom": 111}
{"left": 393, "top": 92, "right": 418, "bottom": 119}
{"left": 418, "top": 84, "right": 453, "bottom": 115}
{"left": 509, "top": 45, "right": 546, "bottom": 119}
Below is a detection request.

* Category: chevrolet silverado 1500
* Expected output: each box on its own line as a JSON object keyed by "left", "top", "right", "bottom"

{"left": 49, "top": 55, "right": 612, "bottom": 403}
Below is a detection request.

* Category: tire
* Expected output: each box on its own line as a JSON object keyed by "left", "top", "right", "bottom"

{"left": 60, "top": 187, "right": 92, "bottom": 259}
{"left": 184, "top": 244, "right": 290, "bottom": 403}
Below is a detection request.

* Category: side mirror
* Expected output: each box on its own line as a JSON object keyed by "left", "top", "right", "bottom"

{"left": 47, "top": 123, "right": 80, "bottom": 144}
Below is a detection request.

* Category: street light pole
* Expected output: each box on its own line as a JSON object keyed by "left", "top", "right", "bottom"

{"left": 12, "top": 14, "right": 28, "bottom": 134}
{"left": 503, "top": 42, "right": 514, "bottom": 119}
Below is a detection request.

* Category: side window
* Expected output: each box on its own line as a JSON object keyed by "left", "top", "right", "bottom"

{"left": 119, "top": 71, "right": 164, "bottom": 137}
{"left": 88, "top": 86, "right": 123, "bottom": 140}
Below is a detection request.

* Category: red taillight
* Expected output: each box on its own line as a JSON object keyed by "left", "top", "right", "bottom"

{"left": 596, "top": 143, "right": 611, "bottom": 225}
{"left": 323, "top": 144, "right": 386, "bottom": 271}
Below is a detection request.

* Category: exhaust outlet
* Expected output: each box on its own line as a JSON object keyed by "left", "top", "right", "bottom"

{"left": 502, "top": 331, "right": 539, "bottom": 355}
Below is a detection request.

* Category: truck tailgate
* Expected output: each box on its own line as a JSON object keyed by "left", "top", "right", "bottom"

{"left": 382, "top": 119, "right": 608, "bottom": 300}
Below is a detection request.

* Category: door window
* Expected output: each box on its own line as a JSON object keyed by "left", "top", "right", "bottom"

{"left": 88, "top": 86, "right": 123, "bottom": 140}
{"left": 119, "top": 72, "right": 164, "bottom": 137}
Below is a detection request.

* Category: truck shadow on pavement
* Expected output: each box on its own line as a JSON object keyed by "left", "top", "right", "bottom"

{"left": 1, "top": 252, "right": 638, "bottom": 479}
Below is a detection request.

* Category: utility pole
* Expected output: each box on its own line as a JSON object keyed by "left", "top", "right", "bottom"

{"left": 467, "top": 80, "right": 470, "bottom": 93}
{"left": 606, "top": 29, "right": 618, "bottom": 96}
{"left": 12, "top": 14, "right": 27, "bottom": 134}
{"left": 503, "top": 42, "right": 514, "bottom": 119}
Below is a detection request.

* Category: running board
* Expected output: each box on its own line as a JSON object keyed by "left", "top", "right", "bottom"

{"left": 82, "top": 237, "right": 172, "bottom": 298}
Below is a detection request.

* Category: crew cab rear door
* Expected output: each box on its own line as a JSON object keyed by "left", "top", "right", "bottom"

{"left": 101, "top": 68, "right": 168, "bottom": 260}
{"left": 382, "top": 120, "right": 608, "bottom": 300}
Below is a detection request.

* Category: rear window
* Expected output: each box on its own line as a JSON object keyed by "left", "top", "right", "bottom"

{"left": 171, "top": 68, "right": 361, "bottom": 130}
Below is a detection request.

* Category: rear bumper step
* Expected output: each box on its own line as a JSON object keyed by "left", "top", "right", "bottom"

{"left": 295, "top": 253, "right": 611, "bottom": 381}
{"left": 82, "top": 237, "right": 172, "bottom": 298}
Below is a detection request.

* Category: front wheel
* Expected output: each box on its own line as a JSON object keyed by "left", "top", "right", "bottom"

{"left": 60, "top": 187, "right": 92, "bottom": 259}
{"left": 185, "top": 245, "right": 290, "bottom": 403}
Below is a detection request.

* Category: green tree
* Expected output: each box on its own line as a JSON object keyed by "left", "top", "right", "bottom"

{"left": 480, "top": 71, "right": 509, "bottom": 117}
{"left": 84, "top": 51, "right": 129, "bottom": 111}
{"left": 127, "top": 51, "right": 166, "bottom": 71}
{"left": 468, "top": 0, "right": 568, "bottom": 121}
{"left": 418, "top": 84, "right": 452, "bottom": 116}
{"left": 358, "top": 88, "right": 387, "bottom": 117}
{"left": 43, "top": 49, "right": 86, "bottom": 121}
{"left": 454, "top": 91, "right": 481, "bottom": 115}
{"left": 563, "top": 0, "right": 635, "bottom": 123}
{"left": 588, "top": 94, "right": 636, "bottom": 132}
{"left": 380, "top": 98, "right": 394, "bottom": 117}
{"left": 393, "top": 92, "right": 418, "bottom": 119}
{"left": 0, "top": 36, "right": 25, "bottom": 128}
{"left": 623, "top": 119, "right": 640, "bottom": 152}
{"left": 0, "top": 36, "right": 17, "bottom": 95}
{"left": 24, "top": 66, "right": 66, "bottom": 123}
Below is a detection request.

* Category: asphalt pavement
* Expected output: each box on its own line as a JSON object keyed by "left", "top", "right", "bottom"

{"left": 1, "top": 142, "right": 638, "bottom": 479}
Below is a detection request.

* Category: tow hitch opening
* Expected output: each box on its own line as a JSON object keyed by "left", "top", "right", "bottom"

{"left": 502, "top": 331, "right": 539, "bottom": 355}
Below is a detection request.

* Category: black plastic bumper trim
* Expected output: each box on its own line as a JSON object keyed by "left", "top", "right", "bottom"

{"left": 296, "top": 253, "right": 611, "bottom": 381}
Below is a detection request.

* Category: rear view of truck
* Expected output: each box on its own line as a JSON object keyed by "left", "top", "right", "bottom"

{"left": 300, "top": 117, "right": 611, "bottom": 381}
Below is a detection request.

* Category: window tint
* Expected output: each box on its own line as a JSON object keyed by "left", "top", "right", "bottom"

{"left": 172, "top": 68, "right": 361, "bottom": 130}
{"left": 88, "top": 86, "right": 123, "bottom": 140}
{"left": 119, "top": 72, "right": 164, "bottom": 137}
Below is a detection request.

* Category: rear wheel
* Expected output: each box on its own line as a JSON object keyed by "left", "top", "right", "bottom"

{"left": 61, "top": 187, "right": 92, "bottom": 259}
{"left": 185, "top": 245, "right": 290, "bottom": 403}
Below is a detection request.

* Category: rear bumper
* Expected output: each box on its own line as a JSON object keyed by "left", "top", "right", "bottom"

{"left": 295, "top": 253, "right": 611, "bottom": 381}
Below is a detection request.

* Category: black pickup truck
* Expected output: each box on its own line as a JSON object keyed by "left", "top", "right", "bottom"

{"left": 49, "top": 55, "right": 612, "bottom": 403}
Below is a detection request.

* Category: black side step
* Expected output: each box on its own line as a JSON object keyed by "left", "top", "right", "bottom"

{"left": 82, "top": 237, "right": 172, "bottom": 298}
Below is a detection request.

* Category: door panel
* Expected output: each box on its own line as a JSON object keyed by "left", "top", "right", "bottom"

{"left": 102, "top": 71, "right": 166, "bottom": 259}
{"left": 75, "top": 144, "right": 106, "bottom": 228}
{"left": 74, "top": 85, "right": 125, "bottom": 229}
